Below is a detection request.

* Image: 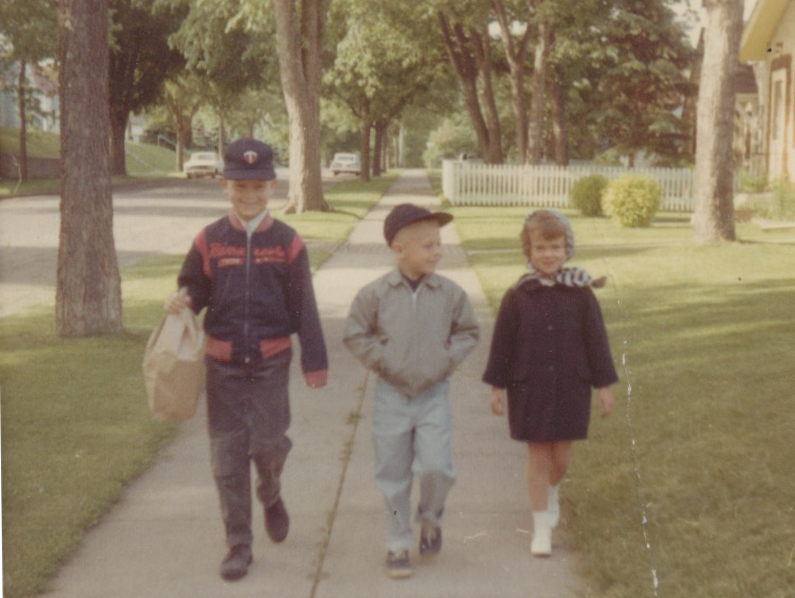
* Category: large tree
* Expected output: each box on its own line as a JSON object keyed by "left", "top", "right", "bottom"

{"left": 0, "top": 0, "right": 57, "bottom": 181}
{"left": 596, "top": 0, "right": 696, "bottom": 166}
{"left": 108, "top": 0, "right": 185, "bottom": 176}
{"left": 490, "top": 0, "right": 533, "bottom": 162}
{"left": 272, "top": 0, "right": 330, "bottom": 212}
{"left": 57, "top": 0, "right": 123, "bottom": 336}
{"left": 326, "top": 0, "right": 443, "bottom": 180}
{"left": 692, "top": 0, "right": 743, "bottom": 243}
{"left": 437, "top": 10, "right": 504, "bottom": 163}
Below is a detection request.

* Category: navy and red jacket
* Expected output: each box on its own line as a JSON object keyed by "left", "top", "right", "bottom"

{"left": 178, "top": 211, "right": 328, "bottom": 385}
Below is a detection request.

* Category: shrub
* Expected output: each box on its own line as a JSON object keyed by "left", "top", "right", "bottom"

{"left": 746, "top": 179, "right": 795, "bottom": 221}
{"left": 737, "top": 169, "right": 768, "bottom": 194}
{"left": 569, "top": 174, "right": 608, "bottom": 217}
{"left": 602, "top": 174, "right": 662, "bottom": 228}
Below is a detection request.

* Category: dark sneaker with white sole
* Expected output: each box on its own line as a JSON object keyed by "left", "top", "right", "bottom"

{"left": 420, "top": 523, "right": 442, "bottom": 557}
{"left": 385, "top": 549, "right": 412, "bottom": 579}
{"left": 220, "top": 544, "right": 252, "bottom": 581}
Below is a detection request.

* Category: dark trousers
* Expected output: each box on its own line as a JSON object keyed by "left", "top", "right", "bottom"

{"left": 205, "top": 350, "right": 293, "bottom": 548}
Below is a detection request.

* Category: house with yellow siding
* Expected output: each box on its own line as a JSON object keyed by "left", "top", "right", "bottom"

{"left": 740, "top": 0, "right": 795, "bottom": 181}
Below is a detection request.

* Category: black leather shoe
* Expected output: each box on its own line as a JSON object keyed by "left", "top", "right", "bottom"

{"left": 220, "top": 544, "right": 252, "bottom": 581}
{"left": 265, "top": 498, "right": 289, "bottom": 543}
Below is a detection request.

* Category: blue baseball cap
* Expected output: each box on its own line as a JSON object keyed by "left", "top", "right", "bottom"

{"left": 384, "top": 203, "right": 453, "bottom": 246}
{"left": 223, "top": 138, "right": 276, "bottom": 180}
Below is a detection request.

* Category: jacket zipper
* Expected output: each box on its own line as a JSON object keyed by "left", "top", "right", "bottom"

{"left": 243, "top": 231, "right": 252, "bottom": 363}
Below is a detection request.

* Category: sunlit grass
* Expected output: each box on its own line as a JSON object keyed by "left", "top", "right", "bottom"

{"left": 279, "top": 172, "right": 400, "bottom": 240}
{"left": 455, "top": 204, "right": 795, "bottom": 598}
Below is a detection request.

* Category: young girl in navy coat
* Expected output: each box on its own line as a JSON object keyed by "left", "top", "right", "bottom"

{"left": 482, "top": 209, "right": 618, "bottom": 557}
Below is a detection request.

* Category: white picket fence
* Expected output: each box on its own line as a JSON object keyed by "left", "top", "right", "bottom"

{"left": 442, "top": 160, "right": 695, "bottom": 212}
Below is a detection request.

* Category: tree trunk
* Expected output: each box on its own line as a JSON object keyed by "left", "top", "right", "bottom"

{"left": 109, "top": 105, "right": 128, "bottom": 176}
{"left": 548, "top": 74, "right": 569, "bottom": 166}
{"left": 360, "top": 109, "right": 372, "bottom": 183}
{"left": 692, "top": 0, "right": 742, "bottom": 244}
{"left": 437, "top": 13, "right": 503, "bottom": 164}
{"left": 272, "top": 0, "right": 329, "bottom": 213}
{"left": 17, "top": 59, "right": 28, "bottom": 181}
{"left": 218, "top": 116, "right": 225, "bottom": 155}
{"left": 470, "top": 26, "right": 504, "bottom": 164}
{"left": 527, "top": 20, "right": 551, "bottom": 164}
{"left": 373, "top": 120, "right": 387, "bottom": 177}
{"left": 57, "top": 0, "right": 122, "bottom": 336}
{"left": 491, "top": 0, "right": 531, "bottom": 161}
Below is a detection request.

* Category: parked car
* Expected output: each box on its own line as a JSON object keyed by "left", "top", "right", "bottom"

{"left": 330, "top": 152, "right": 361, "bottom": 176}
{"left": 184, "top": 152, "right": 224, "bottom": 179}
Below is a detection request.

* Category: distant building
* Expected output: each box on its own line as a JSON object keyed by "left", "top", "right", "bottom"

{"left": 740, "top": 0, "right": 795, "bottom": 181}
{"left": 0, "top": 59, "right": 59, "bottom": 132}
{"left": 733, "top": 63, "right": 764, "bottom": 176}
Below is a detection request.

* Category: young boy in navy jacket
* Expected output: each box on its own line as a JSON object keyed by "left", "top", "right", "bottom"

{"left": 166, "top": 138, "right": 327, "bottom": 581}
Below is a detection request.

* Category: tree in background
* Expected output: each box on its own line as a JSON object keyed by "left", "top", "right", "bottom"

{"left": 0, "top": 0, "right": 57, "bottom": 181}
{"left": 164, "top": 0, "right": 281, "bottom": 149}
{"left": 595, "top": 0, "right": 696, "bottom": 167}
{"left": 490, "top": 0, "right": 533, "bottom": 161}
{"left": 57, "top": 0, "right": 122, "bottom": 336}
{"left": 108, "top": 0, "right": 185, "bottom": 176}
{"left": 272, "top": 0, "right": 330, "bottom": 212}
{"left": 692, "top": 0, "right": 743, "bottom": 243}
{"left": 326, "top": 0, "right": 443, "bottom": 180}
{"left": 436, "top": 7, "right": 504, "bottom": 164}
{"left": 158, "top": 74, "right": 205, "bottom": 171}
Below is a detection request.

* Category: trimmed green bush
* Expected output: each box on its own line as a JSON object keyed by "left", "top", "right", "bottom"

{"left": 603, "top": 174, "right": 661, "bottom": 228}
{"left": 569, "top": 174, "right": 608, "bottom": 217}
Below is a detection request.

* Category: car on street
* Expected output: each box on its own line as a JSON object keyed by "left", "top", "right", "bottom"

{"left": 330, "top": 152, "right": 361, "bottom": 176}
{"left": 184, "top": 152, "right": 224, "bottom": 179}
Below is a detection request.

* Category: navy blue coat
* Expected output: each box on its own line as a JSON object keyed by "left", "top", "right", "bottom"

{"left": 482, "top": 278, "right": 618, "bottom": 442}
{"left": 178, "top": 212, "right": 327, "bottom": 376}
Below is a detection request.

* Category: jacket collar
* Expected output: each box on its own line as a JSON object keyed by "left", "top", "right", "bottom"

{"left": 386, "top": 268, "right": 442, "bottom": 289}
{"left": 229, "top": 210, "right": 274, "bottom": 234}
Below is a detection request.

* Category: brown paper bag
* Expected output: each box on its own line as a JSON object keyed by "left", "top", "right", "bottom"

{"left": 143, "top": 308, "right": 205, "bottom": 421}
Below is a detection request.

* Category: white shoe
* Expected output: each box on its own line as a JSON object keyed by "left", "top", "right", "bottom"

{"left": 531, "top": 511, "right": 553, "bottom": 557}
{"left": 548, "top": 485, "right": 560, "bottom": 529}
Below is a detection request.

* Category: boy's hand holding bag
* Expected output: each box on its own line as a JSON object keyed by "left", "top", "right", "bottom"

{"left": 143, "top": 307, "right": 205, "bottom": 421}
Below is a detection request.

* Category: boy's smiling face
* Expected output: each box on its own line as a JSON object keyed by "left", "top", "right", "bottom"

{"left": 527, "top": 232, "right": 567, "bottom": 277}
{"left": 392, "top": 220, "right": 443, "bottom": 280}
{"left": 221, "top": 178, "right": 274, "bottom": 221}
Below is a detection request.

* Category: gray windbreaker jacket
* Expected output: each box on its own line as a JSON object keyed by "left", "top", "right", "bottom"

{"left": 344, "top": 269, "right": 479, "bottom": 398}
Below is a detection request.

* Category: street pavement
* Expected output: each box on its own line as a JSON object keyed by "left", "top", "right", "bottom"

{"left": 5, "top": 170, "right": 592, "bottom": 597}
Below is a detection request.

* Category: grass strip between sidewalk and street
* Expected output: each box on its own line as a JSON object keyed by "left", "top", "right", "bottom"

{"left": 0, "top": 171, "right": 398, "bottom": 598}
{"left": 434, "top": 176, "right": 795, "bottom": 597}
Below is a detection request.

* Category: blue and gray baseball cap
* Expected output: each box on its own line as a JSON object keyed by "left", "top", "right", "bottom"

{"left": 223, "top": 138, "right": 276, "bottom": 181}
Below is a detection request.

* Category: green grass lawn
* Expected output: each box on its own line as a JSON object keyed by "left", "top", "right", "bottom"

{"left": 0, "top": 172, "right": 397, "bottom": 598}
{"left": 1, "top": 127, "right": 182, "bottom": 196}
{"left": 448, "top": 201, "right": 795, "bottom": 597}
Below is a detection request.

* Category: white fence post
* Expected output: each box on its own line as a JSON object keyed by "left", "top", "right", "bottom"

{"left": 441, "top": 161, "right": 695, "bottom": 212}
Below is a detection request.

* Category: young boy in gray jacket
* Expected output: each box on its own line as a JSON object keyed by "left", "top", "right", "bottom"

{"left": 344, "top": 203, "right": 479, "bottom": 579}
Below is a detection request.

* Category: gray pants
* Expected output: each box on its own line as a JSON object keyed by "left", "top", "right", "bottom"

{"left": 371, "top": 378, "right": 457, "bottom": 552}
{"left": 206, "top": 350, "right": 292, "bottom": 548}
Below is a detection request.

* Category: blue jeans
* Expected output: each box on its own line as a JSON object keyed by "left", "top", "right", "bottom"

{"left": 371, "top": 378, "right": 457, "bottom": 552}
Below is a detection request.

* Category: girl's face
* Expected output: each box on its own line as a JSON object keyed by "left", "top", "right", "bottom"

{"left": 527, "top": 232, "right": 567, "bottom": 277}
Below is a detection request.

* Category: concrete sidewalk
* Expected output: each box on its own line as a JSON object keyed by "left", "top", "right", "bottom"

{"left": 47, "top": 170, "right": 590, "bottom": 598}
